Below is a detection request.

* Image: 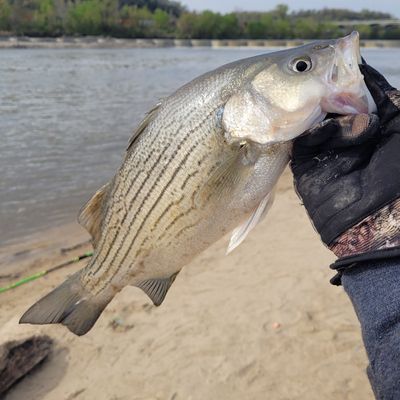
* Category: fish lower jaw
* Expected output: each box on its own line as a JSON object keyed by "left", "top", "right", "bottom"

{"left": 321, "top": 92, "right": 370, "bottom": 115}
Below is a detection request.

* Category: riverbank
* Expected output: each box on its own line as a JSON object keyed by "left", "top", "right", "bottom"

{"left": 0, "top": 169, "right": 374, "bottom": 400}
{"left": 1, "top": 36, "right": 400, "bottom": 49}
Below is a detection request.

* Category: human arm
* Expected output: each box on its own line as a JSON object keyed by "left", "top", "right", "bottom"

{"left": 290, "top": 65, "right": 400, "bottom": 399}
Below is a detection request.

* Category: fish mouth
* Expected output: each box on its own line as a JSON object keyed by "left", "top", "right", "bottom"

{"left": 322, "top": 31, "right": 376, "bottom": 115}
{"left": 322, "top": 92, "right": 370, "bottom": 114}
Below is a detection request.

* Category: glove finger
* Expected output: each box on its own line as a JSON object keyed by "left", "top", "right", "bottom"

{"left": 294, "top": 118, "right": 339, "bottom": 147}
{"left": 318, "top": 114, "right": 379, "bottom": 149}
{"left": 292, "top": 140, "right": 375, "bottom": 180}
{"left": 294, "top": 114, "right": 378, "bottom": 151}
{"left": 291, "top": 118, "right": 339, "bottom": 161}
{"left": 359, "top": 64, "right": 396, "bottom": 106}
{"left": 291, "top": 114, "right": 379, "bottom": 177}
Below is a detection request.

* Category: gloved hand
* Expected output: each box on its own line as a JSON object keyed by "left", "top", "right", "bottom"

{"left": 290, "top": 64, "right": 400, "bottom": 284}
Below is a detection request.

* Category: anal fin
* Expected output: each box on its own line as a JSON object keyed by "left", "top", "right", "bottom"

{"left": 136, "top": 272, "right": 179, "bottom": 306}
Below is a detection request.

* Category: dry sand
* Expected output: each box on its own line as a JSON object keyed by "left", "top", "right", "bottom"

{"left": 0, "top": 169, "right": 374, "bottom": 400}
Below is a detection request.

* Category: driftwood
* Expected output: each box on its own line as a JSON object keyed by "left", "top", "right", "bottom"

{"left": 0, "top": 335, "right": 53, "bottom": 396}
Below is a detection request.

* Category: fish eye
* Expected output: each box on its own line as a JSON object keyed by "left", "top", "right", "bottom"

{"left": 291, "top": 57, "right": 312, "bottom": 73}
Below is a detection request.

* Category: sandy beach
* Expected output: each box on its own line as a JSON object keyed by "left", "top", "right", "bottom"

{"left": 0, "top": 169, "right": 374, "bottom": 400}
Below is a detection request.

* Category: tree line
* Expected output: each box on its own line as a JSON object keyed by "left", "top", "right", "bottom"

{"left": 0, "top": 0, "right": 399, "bottom": 39}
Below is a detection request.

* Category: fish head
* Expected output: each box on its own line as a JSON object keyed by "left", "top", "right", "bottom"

{"left": 224, "top": 31, "right": 376, "bottom": 144}
{"left": 321, "top": 31, "right": 377, "bottom": 115}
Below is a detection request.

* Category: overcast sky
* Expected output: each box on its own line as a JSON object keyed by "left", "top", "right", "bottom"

{"left": 181, "top": 0, "right": 400, "bottom": 18}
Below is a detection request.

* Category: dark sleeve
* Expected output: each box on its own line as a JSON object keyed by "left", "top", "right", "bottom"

{"left": 341, "top": 258, "right": 400, "bottom": 400}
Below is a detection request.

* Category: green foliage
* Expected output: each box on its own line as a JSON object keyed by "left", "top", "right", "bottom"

{"left": 176, "top": 11, "right": 240, "bottom": 39}
{"left": 66, "top": 0, "right": 103, "bottom": 35}
{"left": 294, "top": 7, "right": 392, "bottom": 21}
{"left": 176, "top": 12, "right": 196, "bottom": 38}
{"left": 293, "top": 18, "right": 319, "bottom": 39}
{"left": 355, "top": 24, "right": 373, "bottom": 39}
{"left": 272, "top": 18, "right": 291, "bottom": 39}
{"left": 0, "top": 1, "right": 398, "bottom": 39}
{"left": 218, "top": 13, "right": 240, "bottom": 39}
{"left": 0, "top": 0, "right": 12, "bottom": 31}
{"left": 273, "top": 4, "right": 288, "bottom": 19}
{"left": 32, "top": 0, "right": 61, "bottom": 35}
{"left": 118, "top": 0, "right": 185, "bottom": 18}
{"left": 245, "top": 21, "right": 264, "bottom": 39}
{"left": 382, "top": 26, "right": 400, "bottom": 40}
{"left": 192, "top": 11, "right": 223, "bottom": 39}
{"left": 118, "top": 5, "right": 155, "bottom": 37}
{"left": 153, "top": 8, "right": 172, "bottom": 35}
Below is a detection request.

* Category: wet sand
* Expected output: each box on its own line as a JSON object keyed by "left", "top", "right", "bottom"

{"left": 0, "top": 169, "right": 374, "bottom": 400}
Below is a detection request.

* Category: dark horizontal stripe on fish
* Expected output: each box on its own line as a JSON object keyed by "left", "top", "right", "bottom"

{"left": 88, "top": 147, "right": 158, "bottom": 261}
{"left": 93, "top": 104, "right": 219, "bottom": 292}
{"left": 120, "top": 146, "right": 159, "bottom": 198}
{"left": 156, "top": 163, "right": 220, "bottom": 242}
{"left": 179, "top": 151, "right": 210, "bottom": 190}
{"left": 96, "top": 138, "right": 201, "bottom": 292}
{"left": 150, "top": 194, "right": 185, "bottom": 234}
{"left": 89, "top": 146, "right": 170, "bottom": 277}
{"left": 95, "top": 112, "right": 217, "bottom": 293}
{"left": 91, "top": 137, "right": 196, "bottom": 287}
{"left": 93, "top": 130, "right": 221, "bottom": 280}
{"left": 155, "top": 204, "right": 196, "bottom": 243}
{"left": 154, "top": 183, "right": 202, "bottom": 244}
{"left": 136, "top": 194, "right": 187, "bottom": 254}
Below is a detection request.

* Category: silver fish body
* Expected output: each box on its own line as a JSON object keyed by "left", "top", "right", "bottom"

{"left": 83, "top": 65, "right": 291, "bottom": 291}
{"left": 21, "top": 32, "right": 376, "bottom": 335}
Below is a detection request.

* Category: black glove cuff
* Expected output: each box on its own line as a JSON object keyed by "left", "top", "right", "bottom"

{"left": 329, "top": 247, "right": 400, "bottom": 286}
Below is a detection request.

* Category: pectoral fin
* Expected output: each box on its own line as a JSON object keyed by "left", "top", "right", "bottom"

{"left": 227, "top": 190, "right": 275, "bottom": 254}
{"left": 136, "top": 272, "right": 179, "bottom": 306}
{"left": 204, "top": 141, "right": 258, "bottom": 205}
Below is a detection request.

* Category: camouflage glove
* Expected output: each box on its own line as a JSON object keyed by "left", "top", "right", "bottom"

{"left": 290, "top": 64, "right": 400, "bottom": 284}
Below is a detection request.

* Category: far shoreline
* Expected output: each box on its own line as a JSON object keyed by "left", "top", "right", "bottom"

{"left": 1, "top": 36, "right": 400, "bottom": 49}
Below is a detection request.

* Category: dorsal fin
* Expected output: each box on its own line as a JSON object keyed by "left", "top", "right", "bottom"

{"left": 127, "top": 102, "right": 162, "bottom": 152}
{"left": 78, "top": 182, "right": 110, "bottom": 247}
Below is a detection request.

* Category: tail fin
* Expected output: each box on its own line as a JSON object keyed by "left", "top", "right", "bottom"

{"left": 19, "top": 271, "right": 112, "bottom": 336}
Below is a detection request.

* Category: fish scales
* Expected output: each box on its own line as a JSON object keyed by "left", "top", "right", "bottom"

{"left": 88, "top": 110, "right": 225, "bottom": 292}
{"left": 83, "top": 62, "right": 266, "bottom": 292}
{"left": 20, "top": 32, "right": 378, "bottom": 335}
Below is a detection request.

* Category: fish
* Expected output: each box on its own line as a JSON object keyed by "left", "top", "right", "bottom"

{"left": 20, "top": 31, "right": 376, "bottom": 336}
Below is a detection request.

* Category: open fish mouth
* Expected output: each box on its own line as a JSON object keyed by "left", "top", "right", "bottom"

{"left": 322, "top": 31, "right": 377, "bottom": 114}
{"left": 324, "top": 92, "right": 370, "bottom": 114}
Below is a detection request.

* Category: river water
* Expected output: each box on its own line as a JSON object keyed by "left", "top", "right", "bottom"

{"left": 1, "top": 47, "right": 400, "bottom": 245}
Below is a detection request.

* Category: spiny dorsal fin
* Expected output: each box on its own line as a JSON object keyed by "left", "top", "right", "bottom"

{"left": 136, "top": 272, "right": 179, "bottom": 306}
{"left": 127, "top": 102, "right": 162, "bottom": 152}
{"left": 78, "top": 182, "right": 110, "bottom": 247}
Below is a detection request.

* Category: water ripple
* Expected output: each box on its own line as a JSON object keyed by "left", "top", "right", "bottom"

{"left": 1, "top": 47, "right": 400, "bottom": 245}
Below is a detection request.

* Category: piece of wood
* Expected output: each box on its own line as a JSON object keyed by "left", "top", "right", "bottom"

{"left": 0, "top": 335, "right": 53, "bottom": 396}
